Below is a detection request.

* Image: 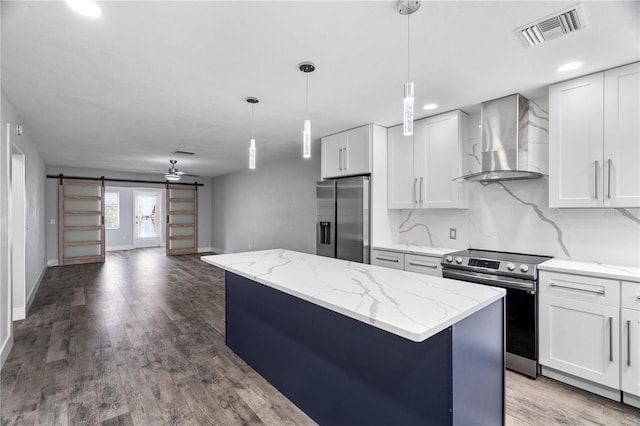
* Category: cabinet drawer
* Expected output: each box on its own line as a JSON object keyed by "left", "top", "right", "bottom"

{"left": 371, "top": 250, "right": 404, "bottom": 270}
{"left": 539, "top": 271, "right": 619, "bottom": 307}
{"left": 404, "top": 254, "right": 442, "bottom": 277}
{"left": 622, "top": 282, "right": 640, "bottom": 311}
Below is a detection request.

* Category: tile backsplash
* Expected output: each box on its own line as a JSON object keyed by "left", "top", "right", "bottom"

{"left": 396, "top": 95, "right": 640, "bottom": 267}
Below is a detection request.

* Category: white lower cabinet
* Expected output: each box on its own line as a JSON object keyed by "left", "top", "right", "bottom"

{"left": 539, "top": 294, "right": 620, "bottom": 389}
{"left": 371, "top": 249, "right": 442, "bottom": 277}
{"left": 539, "top": 271, "right": 640, "bottom": 404}
{"left": 404, "top": 253, "right": 442, "bottom": 277}
{"left": 621, "top": 281, "right": 640, "bottom": 408}
{"left": 370, "top": 249, "right": 404, "bottom": 270}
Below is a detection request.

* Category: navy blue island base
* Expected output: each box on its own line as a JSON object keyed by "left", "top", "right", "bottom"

{"left": 225, "top": 271, "right": 505, "bottom": 426}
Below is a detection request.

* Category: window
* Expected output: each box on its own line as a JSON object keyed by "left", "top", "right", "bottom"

{"left": 105, "top": 192, "right": 119, "bottom": 229}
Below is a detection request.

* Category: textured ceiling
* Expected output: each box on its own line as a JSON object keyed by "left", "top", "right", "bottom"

{"left": 2, "top": 1, "right": 639, "bottom": 178}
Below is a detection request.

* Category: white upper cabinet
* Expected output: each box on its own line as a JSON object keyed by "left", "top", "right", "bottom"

{"left": 388, "top": 110, "right": 468, "bottom": 209}
{"left": 549, "top": 62, "right": 640, "bottom": 208}
{"left": 604, "top": 63, "right": 640, "bottom": 207}
{"left": 321, "top": 125, "right": 371, "bottom": 179}
{"left": 387, "top": 124, "right": 415, "bottom": 208}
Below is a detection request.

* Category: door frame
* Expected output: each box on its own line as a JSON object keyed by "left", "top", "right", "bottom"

{"left": 133, "top": 188, "right": 164, "bottom": 248}
{"left": 9, "top": 139, "right": 26, "bottom": 321}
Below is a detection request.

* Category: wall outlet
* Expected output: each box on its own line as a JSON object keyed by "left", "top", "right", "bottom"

{"left": 122, "top": 236, "right": 127, "bottom": 240}
{"left": 449, "top": 228, "right": 457, "bottom": 240}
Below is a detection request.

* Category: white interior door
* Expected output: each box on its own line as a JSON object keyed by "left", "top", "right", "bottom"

{"left": 133, "top": 190, "right": 162, "bottom": 248}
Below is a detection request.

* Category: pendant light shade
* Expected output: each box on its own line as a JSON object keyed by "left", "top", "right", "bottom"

{"left": 249, "top": 139, "right": 256, "bottom": 170}
{"left": 403, "top": 82, "right": 414, "bottom": 136}
{"left": 246, "top": 97, "right": 259, "bottom": 170}
{"left": 299, "top": 62, "right": 316, "bottom": 159}
{"left": 397, "top": 1, "right": 420, "bottom": 136}
{"left": 303, "top": 120, "right": 311, "bottom": 158}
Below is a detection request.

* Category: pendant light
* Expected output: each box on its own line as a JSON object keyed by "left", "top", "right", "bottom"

{"left": 397, "top": 1, "right": 420, "bottom": 136}
{"left": 299, "top": 62, "right": 316, "bottom": 158}
{"left": 246, "top": 97, "right": 259, "bottom": 169}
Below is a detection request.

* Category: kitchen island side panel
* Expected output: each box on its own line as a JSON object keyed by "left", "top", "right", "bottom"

{"left": 225, "top": 271, "right": 505, "bottom": 425}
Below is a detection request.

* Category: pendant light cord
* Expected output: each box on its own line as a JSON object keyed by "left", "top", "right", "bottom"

{"left": 407, "top": 13, "right": 411, "bottom": 82}
{"left": 306, "top": 73, "right": 309, "bottom": 119}
{"left": 251, "top": 104, "right": 255, "bottom": 140}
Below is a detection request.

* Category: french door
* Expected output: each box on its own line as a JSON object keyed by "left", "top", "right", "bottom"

{"left": 58, "top": 178, "right": 105, "bottom": 265}
{"left": 134, "top": 190, "right": 162, "bottom": 248}
{"left": 166, "top": 184, "right": 198, "bottom": 255}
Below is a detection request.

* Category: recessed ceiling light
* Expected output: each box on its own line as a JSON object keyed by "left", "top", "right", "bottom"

{"left": 557, "top": 62, "right": 583, "bottom": 72}
{"left": 66, "top": 0, "right": 102, "bottom": 18}
{"left": 423, "top": 104, "right": 438, "bottom": 110}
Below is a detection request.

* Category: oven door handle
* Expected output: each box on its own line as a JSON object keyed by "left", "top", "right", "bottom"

{"left": 442, "top": 269, "right": 535, "bottom": 292}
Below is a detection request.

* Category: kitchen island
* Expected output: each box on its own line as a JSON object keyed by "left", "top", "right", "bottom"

{"left": 201, "top": 249, "right": 506, "bottom": 425}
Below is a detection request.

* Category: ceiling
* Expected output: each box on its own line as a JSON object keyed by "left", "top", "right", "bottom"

{"left": 2, "top": 1, "right": 639, "bottom": 178}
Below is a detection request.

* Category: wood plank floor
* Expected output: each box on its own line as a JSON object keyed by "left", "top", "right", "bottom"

{"left": 1, "top": 248, "right": 639, "bottom": 425}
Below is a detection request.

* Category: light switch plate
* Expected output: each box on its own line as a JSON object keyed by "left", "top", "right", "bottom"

{"left": 449, "top": 228, "right": 457, "bottom": 240}
{"left": 50, "top": 219, "right": 55, "bottom": 225}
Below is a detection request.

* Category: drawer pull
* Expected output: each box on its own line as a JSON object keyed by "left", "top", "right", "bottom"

{"left": 408, "top": 261, "right": 437, "bottom": 269}
{"left": 549, "top": 282, "right": 604, "bottom": 295}
{"left": 609, "top": 317, "right": 613, "bottom": 363}
{"left": 627, "top": 320, "right": 632, "bottom": 367}
{"left": 375, "top": 256, "right": 399, "bottom": 263}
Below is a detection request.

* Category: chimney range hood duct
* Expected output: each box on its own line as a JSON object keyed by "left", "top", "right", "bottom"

{"left": 458, "top": 93, "right": 543, "bottom": 182}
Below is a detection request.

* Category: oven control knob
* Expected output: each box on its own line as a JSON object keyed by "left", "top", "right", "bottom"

{"left": 507, "top": 263, "right": 516, "bottom": 271}
{"left": 445, "top": 255, "right": 453, "bottom": 263}
{"left": 519, "top": 264, "right": 529, "bottom": 273}
{"left": 455, "top": 257, "right": 463, "bottom": 264}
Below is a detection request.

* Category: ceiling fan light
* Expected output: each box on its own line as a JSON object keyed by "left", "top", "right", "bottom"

{"left": 165, "top": 173, "right": 181, "bottom": 182}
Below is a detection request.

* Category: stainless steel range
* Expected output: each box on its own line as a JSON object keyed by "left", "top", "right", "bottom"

{"left": 441, "top": 249, "right": 552, "bottom": 378}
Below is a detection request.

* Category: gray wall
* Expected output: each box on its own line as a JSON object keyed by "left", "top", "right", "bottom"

{"left": 211, "top": 148, "right": 321, "bottom": 254}
{"left": 1, "top": 89, "right": 48, "bottom": 366}
{"left": 46, "top": 166, "right": 212, "bottom": 263}
{"left": 104, "top": 186, "right": 135, "bottom": 249}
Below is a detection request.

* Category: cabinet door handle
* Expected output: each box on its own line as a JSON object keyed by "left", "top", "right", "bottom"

{"left": 594, "top": 160, "right": 599, "bottom": 200}
{"left": 339, "top": 148, "right": 344, "bottom": 171}
{"left": 375, "top": 256, "right": 399, "bottom": 263}
{"left": 549, "top": 282, "right": 605, "bottom": 295}
{"left": 609, "top": 316, "right": 613, "bottom": 363}
{"left": 413, "top": 177, "right": 418, "bottom": 204}
{"left": 419, "top": 177, "right": 424, "bottom": 204}
{"left": 627, "top": 320, "right": 632, "bottom": 367}
{"left": 607, "top": 158, "right": 612, "bottom": 199}
{"left": 344, "top": 147, "right": 349, "bottom": 170}
{"left": 408, "top": 261, "right": 437, "bottom": 269}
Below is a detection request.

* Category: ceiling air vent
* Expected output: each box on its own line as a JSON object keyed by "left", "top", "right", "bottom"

{"left": 173, "top": 150, "right": 195, "bottom": 156}
{"left": 516, "top": 4, "right": 587, "bottom": 47}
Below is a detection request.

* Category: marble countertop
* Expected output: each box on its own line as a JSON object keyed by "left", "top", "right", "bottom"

{"left": 372, "top": 243, "right": 457, "bottom": 257}
{"left": 539, "top": 259, "right": 640, "bottom": 283}
{"left": 201, "top": 249, "right": 505, "bottom": 342}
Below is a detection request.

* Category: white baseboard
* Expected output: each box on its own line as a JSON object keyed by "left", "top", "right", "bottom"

{"left": 26, "top": 265, "right": 47, "bottom": 315}
{"left": 540, "top": 366, "right": 621, "bottom": 401}
{"left": 0, "top": 334, "right": 14, "bottom": 369}
{"left": 47, "top": 259, "right": 58, "bottom": 267}
{"left": 13, "top": 307, "right": 25, "bottom": 321}
{"left": 106, "top": 245, "right": 135, "bottom": 252}
{"left": 198, "top": 246, "right": 216, "bottom": 253}
{"left": 205, "top": 247, "right": 226, "bottom": 254}
{"left": 623, "top": 392, "right": 640, "bottom": 409}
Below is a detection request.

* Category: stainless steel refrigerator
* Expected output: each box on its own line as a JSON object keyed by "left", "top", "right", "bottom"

{"left": 316, "top": 176, "right": 370, "bottom": 263}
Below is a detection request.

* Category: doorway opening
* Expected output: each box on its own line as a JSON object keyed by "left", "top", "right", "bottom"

{"left": 134, "top": 189, "right": 162, "bottom": 248}
{"left": 10, "top": 140, "right": 26, "bottom": 321}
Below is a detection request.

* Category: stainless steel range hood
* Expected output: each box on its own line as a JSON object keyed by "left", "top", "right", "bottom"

{"left": 458, "top": 94, "right": 543, "bottom": 182}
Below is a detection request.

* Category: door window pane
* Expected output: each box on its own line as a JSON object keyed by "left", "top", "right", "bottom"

{"left": 105, "top": 192, "right": 119, "bottom": 229}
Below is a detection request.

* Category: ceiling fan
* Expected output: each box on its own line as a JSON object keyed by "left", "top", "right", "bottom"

{"left": 164, "top": 159, "right": 199, "bottom": 181}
